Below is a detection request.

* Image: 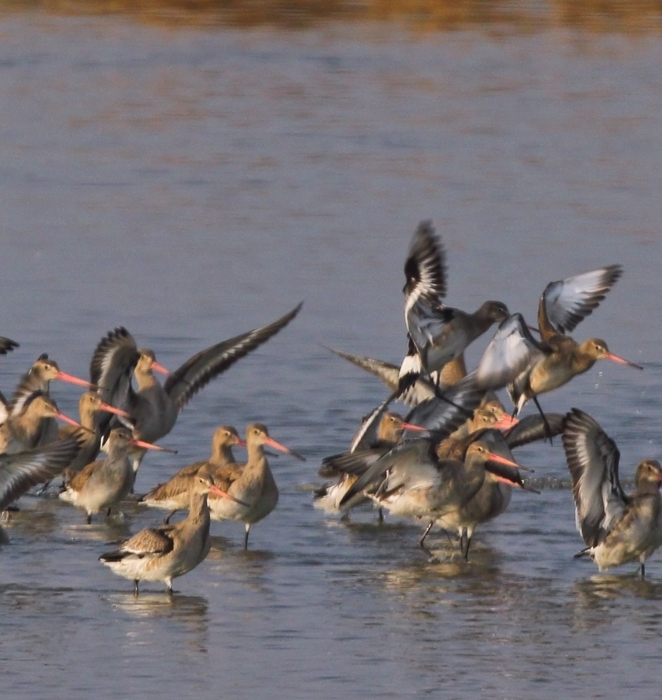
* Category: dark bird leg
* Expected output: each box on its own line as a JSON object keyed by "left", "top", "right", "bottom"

{"left": 432, "top": 385, "right": 474, "bottom": 419}
{"left": 532, "top": 396, "right": 554, "bottom": 444}
{"left": 244, "top": 525, "right": 251, "bottom": 550}
{"left": 418, "top": 521, "right": 434, "bottom": 557}
{"left": 133, "top": 580, "right": 139, "bottom": 596}
{"left": 461, "top": 531, "right": 473, "bottom": 560}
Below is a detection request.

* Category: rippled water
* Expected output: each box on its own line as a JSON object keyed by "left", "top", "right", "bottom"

{"left": 1, "top": 6, "right": 662, "bottom": 700}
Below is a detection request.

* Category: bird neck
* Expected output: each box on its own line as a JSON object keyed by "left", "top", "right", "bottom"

{"left": 210, "top": 445, "right": 236, "bottom": 467}
{"left": 245, "top": 443, "right": 268, "bottom": 474}
{"left": 188, "top": 490, "right": 211, "bottom": 525}
{"left": 574, "top": 342, "right": 600, "bottom": 373}
{"left": 134, "top": 366, "right": 160, "bottom": 391}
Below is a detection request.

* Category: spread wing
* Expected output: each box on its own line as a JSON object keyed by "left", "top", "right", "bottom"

{"left": 89, "top": 327, "right": 139, "bottom": 415}
{"left": 403, "top": 220, "right": 447, "bottom": 310}
{"left": 0, "top": 337, "right": 19, "bottom": 355}
{"left": 562, "top": 408, "right": 627, "bottom": 547}
{"left": 339, "top": 439, "right": 434, "bottom": 507}
{"left": 0, "top": 435, "right": 84, "bottom": 511}
{"left": 404, "top": 372, "right": 485, "bottom": 436}
{"left": 541, "top": 265, "right": 622, "bottom": 336}
{"left": 319, "top": 449, "right": 387, "bottom": 479}
{"left": 164, "top": 303, "right": 303, "bottom": 410}
{"left": 324, "top": 346, "right": 437, "bottom": 406}
{"left": 476, "top": 314, "right": 544, "bottom": 390}
{"left": 348, "top": 391, "right": 399, "bottom": 453}
{"left": 503, "top": 413, "right": 565, "bottom": 448}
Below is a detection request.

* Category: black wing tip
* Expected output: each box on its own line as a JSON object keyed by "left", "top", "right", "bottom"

{"left": 99, "top": 550, "right": 124, "bottom": 563}
{"left": 563, "top": 407, "right": 599, "bottom": 434}
{"left": 404, "top": 220, "right": 448, "bottom": 297}
{"left": 604, "top": 263, "right": 624, "bottom": 281}
{"left": 0, "top": 337, "right": 19, "bottom": 355}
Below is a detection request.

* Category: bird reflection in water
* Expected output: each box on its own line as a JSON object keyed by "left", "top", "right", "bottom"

{"left": 207, "top": 545, "right": 276, "bottom": 595}
{"left": 109, "top": 593, "right": 210, "bottom": 653}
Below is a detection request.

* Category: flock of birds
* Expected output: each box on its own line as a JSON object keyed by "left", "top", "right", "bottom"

{"left": 1, "top": 221, "right": 659, "bottom": 594}
{"left": 316, "top": 221, "right": 656, "bottom": 577}
{"left": 0, "top": 304, "right": 305, "bottom": 593}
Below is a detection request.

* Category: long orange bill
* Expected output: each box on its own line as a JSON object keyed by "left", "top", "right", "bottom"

{"left": 209, "top": 484, "right": 250, "bottom": 507}
{"left": 401, "top": 422, "right": 427, "bottom": 433}
{"left": 55, "top": 370, "right": 95, "bottom": 389}
{"left": 492, "top": 474, "right": 540, "bottom": 493}
{"left": 263, "top": 436, "right": 306, "bottom": 462}
{"left": 486, "top": 452, "right": 520, "bottom": 468}
{"left": 606, "top": 353, "right": 643, "bottom": 370}
{"left": 487, "top": 451, "right": 534, "bottom": 473}
{"left": 151, "top": 361, "right": 170, "bottom": 376}
{"left": 56, "top": 412, "right": 94, "bottom": 433}
{"left": 493, "top": 414, "right": 519, "bottom": 430}
{"left": 235, "top": 437, "right": 247, "bottom": 448}
{"left": 99, "top": 402, "right": 131, "bottom": 418}
{"left": 129, "top": 438, "right": 178, "bottom": 454}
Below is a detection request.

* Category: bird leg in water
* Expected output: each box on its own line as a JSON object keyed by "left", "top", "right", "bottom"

{"left": 460, "top": 530, "right": 473, "bottom": 560}
{"left": 418, "top": 520, "right": 435, "bottom": 556}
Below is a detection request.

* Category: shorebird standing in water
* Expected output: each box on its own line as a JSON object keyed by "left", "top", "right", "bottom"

{"left": 562, "top": 408, "right": 662, "bottom": 578}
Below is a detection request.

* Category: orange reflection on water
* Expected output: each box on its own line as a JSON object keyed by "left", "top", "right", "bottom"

{"left": 0, "top": 0, "right": 661, "bottom": 32}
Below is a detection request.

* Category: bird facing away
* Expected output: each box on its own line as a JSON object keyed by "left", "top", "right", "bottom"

{"left": 562, "top": 408, "right": 662, "bottom": 578}
{"left": 100, "top": 466, "right": 234, "bottom": 595}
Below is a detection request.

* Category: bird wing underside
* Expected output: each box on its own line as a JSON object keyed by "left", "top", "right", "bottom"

{"left": 0, "top": 435, "right": 84, "bottom": 511}
{"left": 541, "top": 265, "right": 622, "bottom": 336}
{"left": 403, "top": 220, "right": 448, "bottom": 308}
{"left": 562, "top": 408, "right": 627, "bottom": 547}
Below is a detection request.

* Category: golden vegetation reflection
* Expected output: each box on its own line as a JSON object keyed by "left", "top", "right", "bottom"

{"left": 1, "top": 0, "right": 662, "bottom": 32}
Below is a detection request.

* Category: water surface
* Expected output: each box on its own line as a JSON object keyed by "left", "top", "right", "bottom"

{"left": 1, "top": 7, "right": 662, "bottom": 699}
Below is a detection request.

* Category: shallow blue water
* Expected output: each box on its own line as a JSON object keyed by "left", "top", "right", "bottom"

{"left": 1, "top": 11, "right": 662, "bottom": 700}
